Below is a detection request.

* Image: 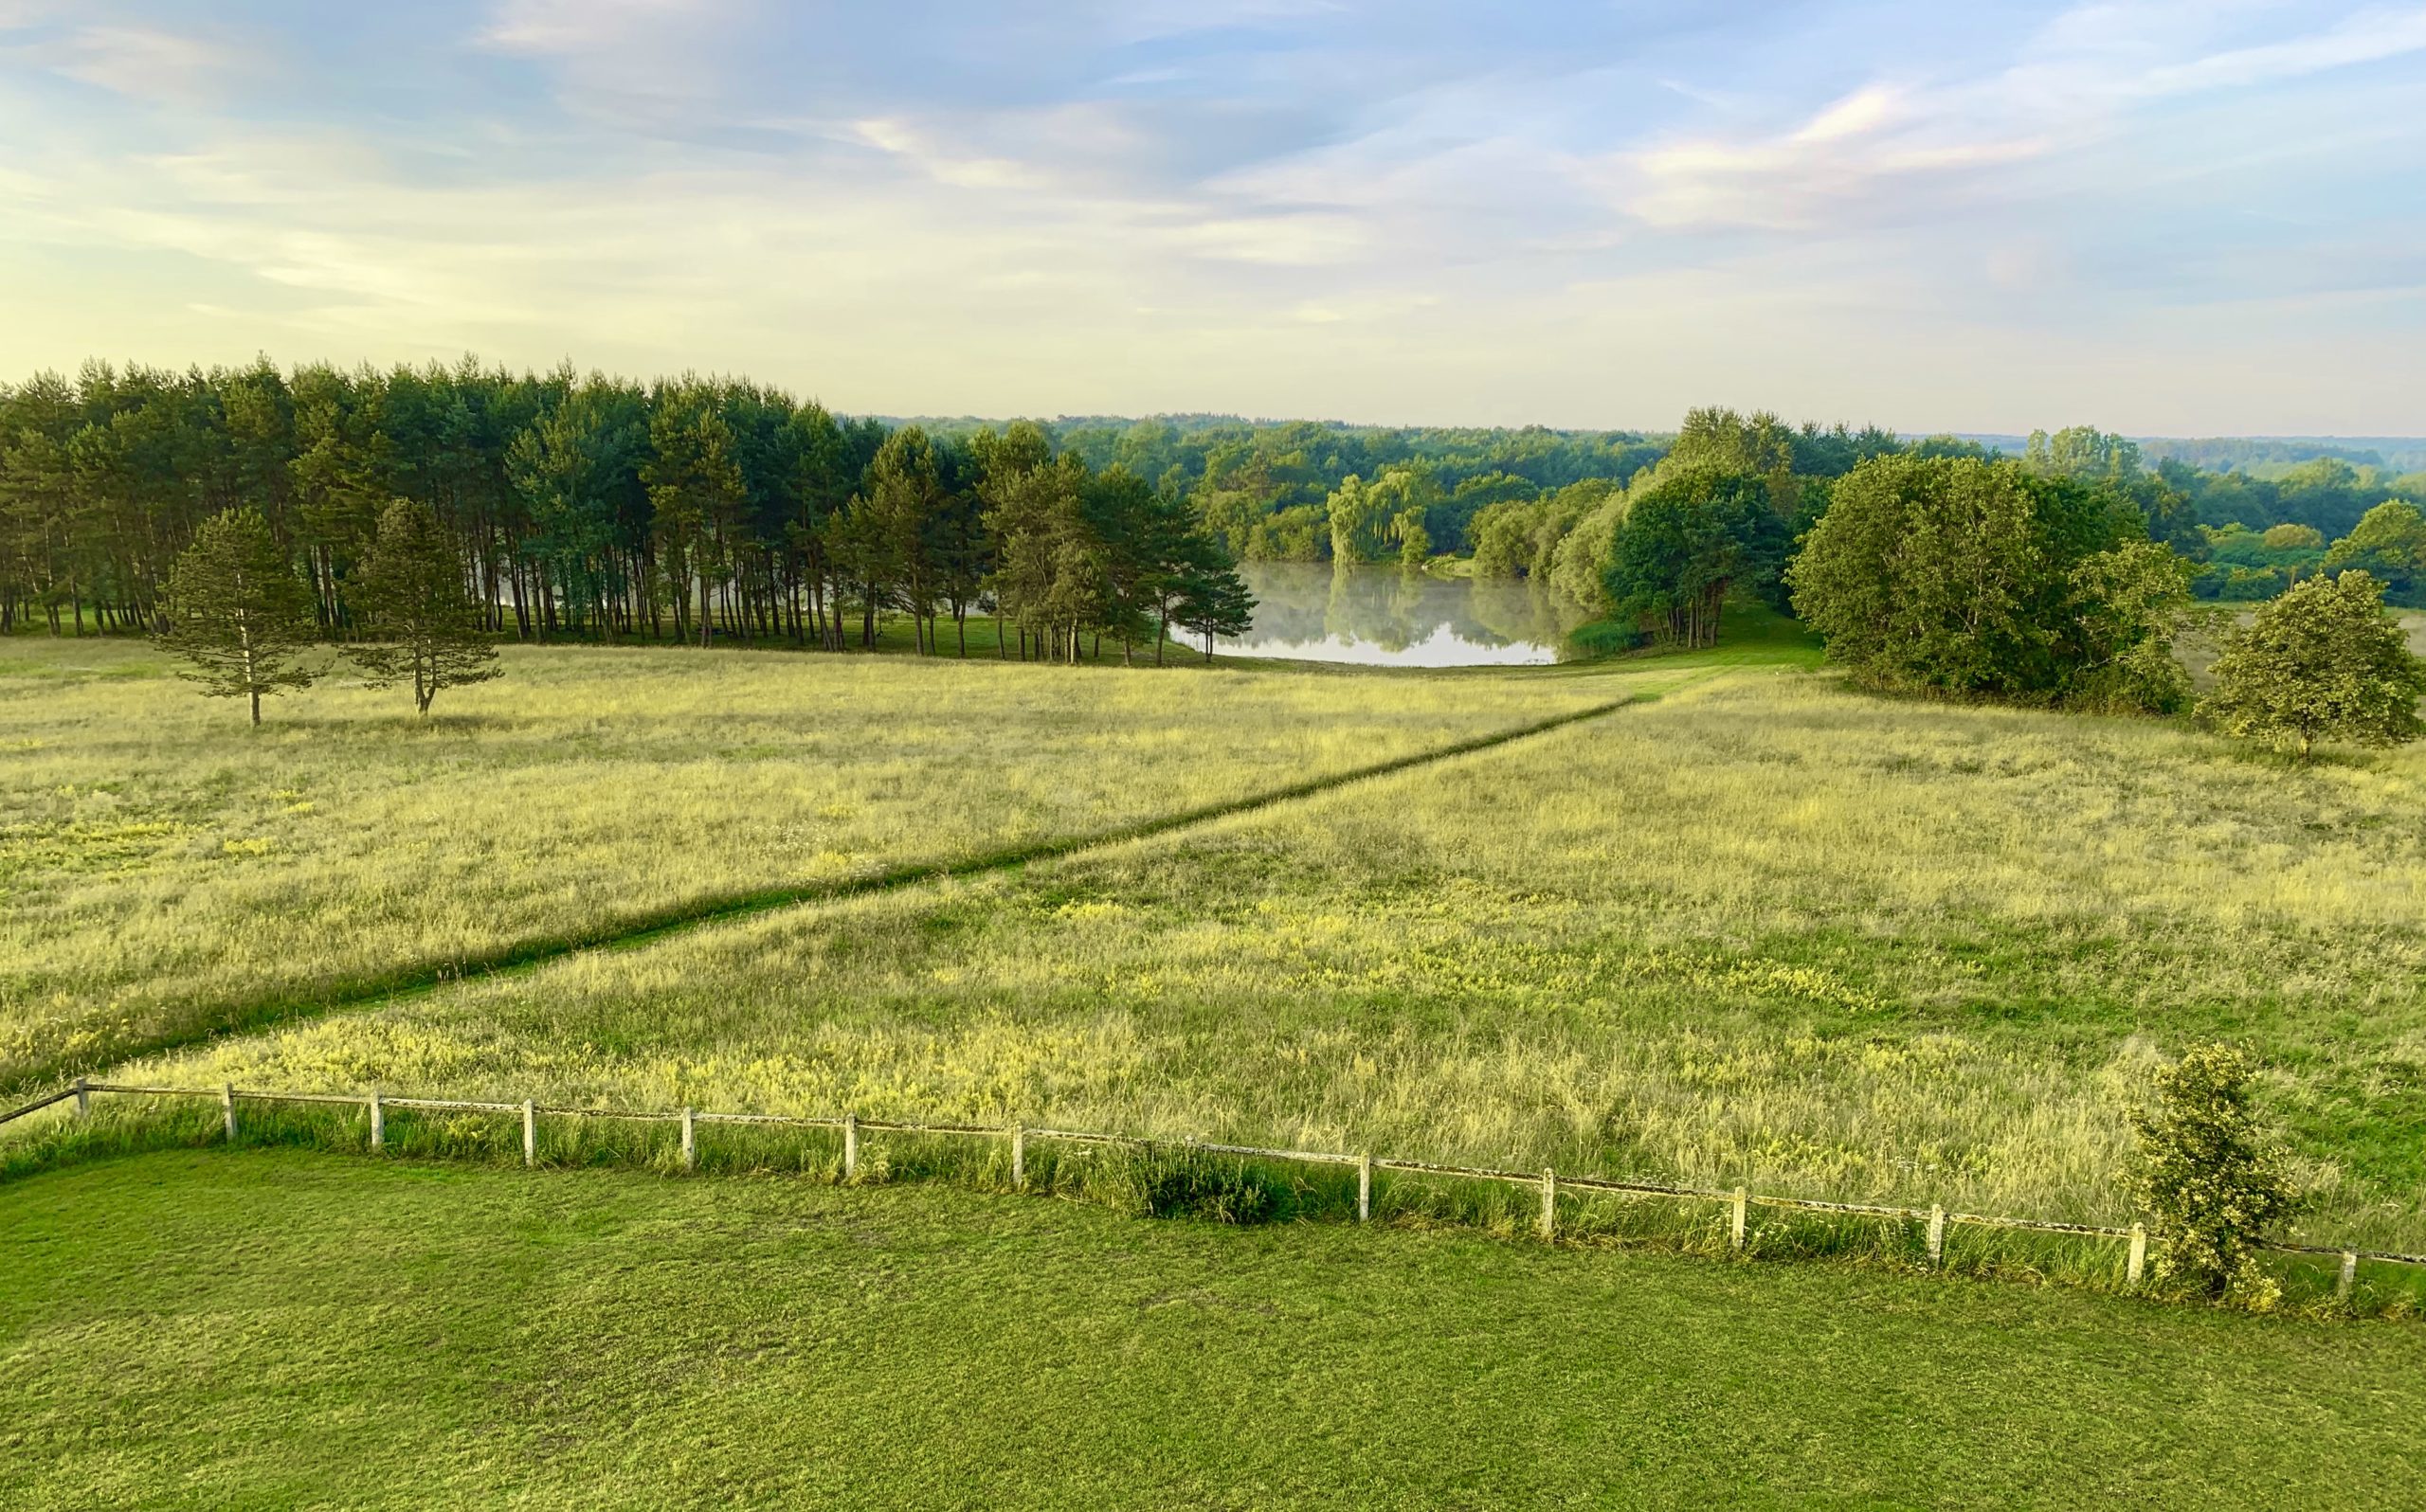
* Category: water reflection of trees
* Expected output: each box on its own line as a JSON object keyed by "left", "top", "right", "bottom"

{"left": 1230, "top": 562, "right": 1580, "bottom": 657}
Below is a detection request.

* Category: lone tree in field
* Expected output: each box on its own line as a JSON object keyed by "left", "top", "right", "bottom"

{"left": 346, "top": 498, "right": 500, "bottom": 715}
{"left": 157, "top": 507, "right": 319, "bottom": 726}
{"left": 2127, "top": 1043, "right": 2300, "bottom": 1307}
{"left": 2200, "top": 570, "right": 2426, "bottom": 762}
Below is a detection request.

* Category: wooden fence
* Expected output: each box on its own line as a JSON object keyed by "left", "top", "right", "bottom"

{"left": 9, "top": 1078, "right": 2422, "bottom": 1298}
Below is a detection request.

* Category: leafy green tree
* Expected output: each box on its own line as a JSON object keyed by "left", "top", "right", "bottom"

{"left": 2067, "top": 540, "right": 2197, "bottom": 713}
{"left": 345, "top": 498, "right": 500, "bottom": 715}
{"left": 1600, "top": 469, "right": 1782, "bottom": 648}
{"left": 158, "top": 507, "right": 319, "bottom": 725}
{"left": 2324, "top": 500, "right": 2426, "bottom": 604}
{"left": 2127, "top": 1043, "right": 2300, "bottom": 1307}
{"left": 2200, "top": 570, "right": 2426, "bottom": 760}
{"left": 1786, "top": 455, "right": 2147, "bottom": 699}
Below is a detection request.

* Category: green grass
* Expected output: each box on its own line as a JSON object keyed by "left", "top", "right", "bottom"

{"left": 0, "top": 636, "right": 1633, "bottom": 1090}
{"left": 85, "top": 663, "right": 2426, "bottom": 1261}
{"left": 3, "top": 1147, "right": 2420, "bottom": 1509}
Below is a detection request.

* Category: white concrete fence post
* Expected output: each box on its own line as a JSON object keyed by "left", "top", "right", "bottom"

{"left": 1730, "top": 1186, "right": 1747, "bottom": 1252}
{"left": 369, "top": 1090, "right": 384, "bottom": 1151}
{"left": 2127, "top": 1223, "right": 2147, "bottom": 1287}
{"left": 73, "top": 1078, "right": 89, "bottom": 1121}
{"left": 1927, "top": 1205, "right": 1946, "bottom": 1269}
{"left": 842, "top": 1112, "right": 859, "bottom": 1181}
{"left": 2339, "top": 1251, "right": 2358, "bottom": 1301}
{"left": 1011, "top": 1123, "right": 1025, "bottom": 1190}
{"left": 680, "top": 1107, "right": 697, "bottom": 1172}
{"left": 1358, "top": 1153, "right": 1372, "bottom": 1223}
{"left": 521, "top": 1100, "right": 536, "bottom": 1167}
{"left": 1539, "top": 1168, "right": 1557, "bottom": 1242}
{"left": 222, "top": 1083, "right": 237, "bottom": 1143}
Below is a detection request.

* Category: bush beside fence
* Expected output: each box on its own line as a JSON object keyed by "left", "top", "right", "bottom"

{"left": 8, "top": 1078, "right": 2420, "bottom": 1306}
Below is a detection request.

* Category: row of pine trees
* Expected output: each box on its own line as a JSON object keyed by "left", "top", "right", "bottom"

{"left": 0, "top": 358, "right": 1253, "bottom": 663}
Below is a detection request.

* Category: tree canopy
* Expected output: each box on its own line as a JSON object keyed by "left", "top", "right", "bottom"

{"left": 346, "top": 497, "right": 501, "bottom": 715}
{"left": 157, "top": 506, "right": 319, "bottom": 725}
{"left": 2200, "top": 571, "right": 2426, "bottom": 760}
{"left": 1784, "top": 455, "right": 2169, "bottom": 704}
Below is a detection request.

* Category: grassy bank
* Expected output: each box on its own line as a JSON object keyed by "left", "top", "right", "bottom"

{"left": 4, "top": 1148, "right": 2420, "bottom": 1508}
{"left": 0, "top": 638, "right": 1625, "bottom": 1089}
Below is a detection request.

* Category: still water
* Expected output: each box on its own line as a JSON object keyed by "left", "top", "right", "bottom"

{"left": 1217, "top": 562, "right": 1583, "bottom": 667}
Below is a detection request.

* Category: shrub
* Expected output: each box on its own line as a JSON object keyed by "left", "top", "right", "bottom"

{"left": 2200, "top": 569, "right": 2426, "bottom": 761}
{"left": 2127, "top": 1044, "right": 2300, "bottom": 1306}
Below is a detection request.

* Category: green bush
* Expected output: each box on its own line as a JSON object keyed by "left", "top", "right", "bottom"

{"left": 2127, "top": 1043, "right": 2300, "bottom": 1307}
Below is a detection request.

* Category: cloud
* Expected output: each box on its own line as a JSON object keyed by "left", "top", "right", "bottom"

{"left": 2142, "top": 4, "right": 2426, "bottom": 93}
{"left": 0, "top": 0, "right": 2421, "bottom": 432}
{"left": 479, "top": 0, "right": 746, "bottom": 116}
{"left": 22, "top": 24, "right": 249, "bottom": 104}
{"left": 1617, "top": 1, "right": 2426, "bottom": 233}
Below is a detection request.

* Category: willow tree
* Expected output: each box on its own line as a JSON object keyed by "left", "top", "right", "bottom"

{"left": 158, "top": 507, "right": 319, "bottom": 725}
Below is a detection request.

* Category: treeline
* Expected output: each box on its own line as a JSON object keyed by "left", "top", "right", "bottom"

{"left": 1480, "top": 416, "right": 2426, "bottom": 658}
{"left": 9, "top": 353, "right": 2421, "bottom": 653}
{"left": 0, "top": 359, "right": 1250, "bottom": 661}
{"left": 918, "top": 413, "right": 1674, "bottom": 563}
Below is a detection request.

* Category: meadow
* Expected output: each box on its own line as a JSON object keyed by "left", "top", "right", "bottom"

{"left": 3, "top": 1147, "right": 2420, "bottom": 1509}
{"left": 0, "top": 637, "right": 1626, "bottom": 1090}
{"left": 47, "top": 639, "right": 2426, "bottom": 1265}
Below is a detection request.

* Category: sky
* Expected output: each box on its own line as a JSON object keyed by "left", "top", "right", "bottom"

{"left": 1, "top": 1, "right": 2422, "bottom": 436}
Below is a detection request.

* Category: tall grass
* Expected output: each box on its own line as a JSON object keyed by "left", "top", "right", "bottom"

{"left": 54, "top": 668, "right": 2426, "bottom": 1255}
{"left": 0, "top": 637, "right": 1626, "bottom": 1087}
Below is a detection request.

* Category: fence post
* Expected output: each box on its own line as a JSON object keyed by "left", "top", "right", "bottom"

{"left": 2127, "top": 1223, "right": 2147, "bottom": 1287}
{"left": 73, "top": 1078, "right": 90, "bottom": 1121}
{"left": 680, "top": 1107, "right": 697, "bottom": 1172}
{"left": 1730, "top": 1186, "right": 1747, "bottom": 1252}
{"left": 521, "top": 1100, "right": 536, "bottom": 1167}
{"left": 1539, "top": 1168, "right": 1556, "bottom": 1242}
{"left": 369, "top": 1090, "right": 384, "bottom": 1152}
{"left": 1011, "top": 1123, "right": 1025, "bottom": 1190}
{"left": 842, "top": 1112, "right": 858, "bottom": 1181}
{"left": 1927, "top": 1204, "right": 1946, "bottom": 1269}
{"left": 222, "top": 1083, "right": 237, "bottom": 1143}
{"left": 1358, "top": 1153, "right": 1372, "bottom": 1223}
{"left": 2338, "top": 1251, "right": 2358, "bottom": 1301}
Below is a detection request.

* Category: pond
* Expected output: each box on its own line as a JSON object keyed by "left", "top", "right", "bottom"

{"left": 1217, "top": 562, "right": 1585, "bottom": 667}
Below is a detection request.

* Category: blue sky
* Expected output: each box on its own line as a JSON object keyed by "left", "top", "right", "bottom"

{"left": 1, "top": 1, "right": 2421, "bottom": 433}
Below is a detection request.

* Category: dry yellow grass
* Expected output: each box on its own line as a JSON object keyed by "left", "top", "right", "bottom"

{"left": 90, "top": 667, "right": 2426, "bottom": 1251}
{"left": 0, "top": 637, "right": 1629, "bottom": 1086}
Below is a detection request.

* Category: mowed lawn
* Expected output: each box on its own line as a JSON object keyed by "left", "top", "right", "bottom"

{"left": 114, "top": 667, "right": 2426, "bottom": 1253}
{"left": 2, "top": 1148, "right": 2419, "bottom": 1510}
{"left": 0, "top": 636, "right": 1626, "bottom": 1090}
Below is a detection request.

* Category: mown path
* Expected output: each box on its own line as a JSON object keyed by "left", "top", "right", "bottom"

{"left": 9, "top": 692, "right": 1655, "bottom": 1099}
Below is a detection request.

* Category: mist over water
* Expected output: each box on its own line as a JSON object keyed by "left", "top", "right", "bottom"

{"left": 1217, "top": 563, "right": 1584, "bottom": 667}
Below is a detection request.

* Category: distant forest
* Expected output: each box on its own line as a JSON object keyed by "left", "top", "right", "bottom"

{"left": 3, "top": 357, "right": 2422, "bottom": 644}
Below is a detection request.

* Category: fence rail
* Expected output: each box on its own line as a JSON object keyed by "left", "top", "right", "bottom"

{"left": 12, "top": 1079, "right": 2424, "bottom": 1285}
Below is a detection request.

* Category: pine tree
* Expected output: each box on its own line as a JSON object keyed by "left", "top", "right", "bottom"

{"left": 346, "top": 497, "right": 500, "bottom": 715}
{"left": 157, "top": 507, "right": 319, "bottom": 725}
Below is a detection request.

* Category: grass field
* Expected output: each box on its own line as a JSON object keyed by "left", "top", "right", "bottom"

{"left": 81, "top": 659, "right": 2426, "bottom": 1260}
{"left": 0, "top": 637, "right": 1630, "bottom": 1090}
{"left": 3, "top": 1147, "right": 2420, "bottom": 1510}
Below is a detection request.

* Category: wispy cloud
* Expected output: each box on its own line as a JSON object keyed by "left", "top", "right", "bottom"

{"left": 1620, "top": 2, "right": 2426, "bottom": 234}
{"left": 10, "top": 22, "right": 251, "bottom": 104}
